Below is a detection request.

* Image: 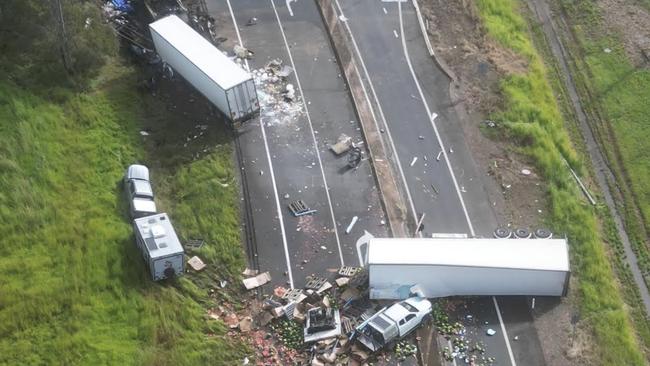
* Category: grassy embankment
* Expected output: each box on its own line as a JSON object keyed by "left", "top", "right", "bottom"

{"left": 524, "top": 0, "right": 650, "bottom": 354}
{"left": 555, "top": 0, "right": 650, "bottom": 300}
{"left": 0, "top": 62, "right": 247, "bottom": 365}
{"left": 475, "top": 0, "right": 646, "bottom": 364}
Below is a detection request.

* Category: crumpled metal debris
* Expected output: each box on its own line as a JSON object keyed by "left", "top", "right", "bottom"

{"left": 234, "top": 44, "right": 254, "bottom": 59}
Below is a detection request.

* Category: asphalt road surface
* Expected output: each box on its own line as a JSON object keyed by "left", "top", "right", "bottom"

{"left": 203, "top": 0, "right": 548, "bottom": 365}
{"left": 332, "top": 1, "right": 546, "bottom": 365}
{"left": 205, "top": 0, "right": 387, "bottom": 289}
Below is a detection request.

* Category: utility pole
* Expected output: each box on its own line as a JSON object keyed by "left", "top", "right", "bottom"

{"left": 50, "top": 0, "right": 73, "bottom": 74}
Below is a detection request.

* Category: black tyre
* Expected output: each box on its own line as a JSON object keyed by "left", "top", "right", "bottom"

{"left": 494, "top": 227, "right": 511, "bottom": 239}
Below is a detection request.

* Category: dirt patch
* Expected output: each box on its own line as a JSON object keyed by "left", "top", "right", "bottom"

{"left": 421, "top": 0, "right": 582, "bottom": 364}
{"left": 597, "top": 0, "right": 650, "bottom": 66}
{"left": 421, "top": 0, "right": 546, "bottom": 231}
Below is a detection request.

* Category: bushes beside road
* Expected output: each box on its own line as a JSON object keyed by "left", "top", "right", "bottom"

{"left": 475, "top": 0, "right": 646, "bottom": 364}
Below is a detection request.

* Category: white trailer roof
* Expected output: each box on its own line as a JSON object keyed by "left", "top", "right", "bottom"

{"left": 149, "top": 15, "right": 252, "bottom": 90}
{"left": 134, "top": 213, "right": 184, "bottom": 259}
{"left": 367, "top": 238, "right": 569, "bottom": 272}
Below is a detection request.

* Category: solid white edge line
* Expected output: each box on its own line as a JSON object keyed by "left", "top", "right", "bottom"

{"left": 493, "top": 296, "right": 517, "bottom": 366}
{"left": 227, "top": 0, "right": 295, "bottom": 288}
{"left": 333, "top": 0, "right": 419, "bottom": 232}
{"left": 411, "top": 0, "right": 434, "bottom": 56}
{"left": 397, "top": 1, "right": 475, "bottom": 237}
{"left": 397, "top": 3, "right": 516, "bottom": 365}
{"left": 269, "top": 0, "right": 345, "bottom": 266}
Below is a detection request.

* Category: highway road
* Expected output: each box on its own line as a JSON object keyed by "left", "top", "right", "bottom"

{"left": 202, "top": 0, "right": 548, "bottom": 365}
{"left": 205, "top": 0, "right": 387, "bottom": 289}
{"left": 330, "top": 1, "right": 547, "bottom": 365}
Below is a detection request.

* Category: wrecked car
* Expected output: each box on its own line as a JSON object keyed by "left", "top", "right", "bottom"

{"left": 354, "top": 297, "right": 432, "bottom": 352}
{"left": 304, "top": 307, "right": 341, "bottom": 343}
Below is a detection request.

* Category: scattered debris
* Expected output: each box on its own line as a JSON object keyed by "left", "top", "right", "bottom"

{"left": 243, "top": 271, "right": 271, "bottom": 290}
{"left": 486, "top": 328, "right": 496, "bottom": 336}
{"left": 345, "top": 216, "right": 359, "bottom": 234}
{"left": 223, "top": 312, "right": 239, "bottom": 328}
{"left": 347, "top": 146, "right": 362, "bottom": 168}
{"left": 242, "top": 268, "right": 258, "bottom": 277}
{"left": 139, "top": 130, "right": 150, "bottom": 136}
{"left": 185, "top": 238, "right": 205, "bottom": 251}
{"left": 254, "top": 59, "right": 304, "bottom": 126}
{"left": 187, "top": 256, "right": 206, "bottom": 271}
{"left": 246, "top": 17, "right": 258, "bottom": 26}
{"left": 335, "top": 277, "right": 350, "bottom": 287}
{"left": 410, "top": 157, "right": 418, "bottom": 167}
{"left": 329, "top": 134, "right": 353, "bottom": 155}
{"left": 239, "top": 316, "right": 253, "bottom": 332}
{"left": 304, "top": 307, "right": 341, "bottom": 343}
{"left": 282, "top": 288, "right": 307, "bottom": 304}
{"left": 338, "top": 266, "right": 361, "bottom": 277}
{"left": 233, "top": 44, "right": 254, "bottom": 59}
{"left": 288, "top": 200, "right": 317, "bottom": 217}
{"left": 394, "top": 341, "right": 418, "bottom": 361}
{"left": 521, "top": 168, "right": 532, "bottom": 176}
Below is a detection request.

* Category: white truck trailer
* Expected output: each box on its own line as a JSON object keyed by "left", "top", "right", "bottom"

{"left": 149, "top": 15, "right": 259, "bottom": 124}
{"left": 366, "top": 238, "right": 570, "bottom": 299}
{"left": 133, "top": 213, "right": 185, "bottom": 281}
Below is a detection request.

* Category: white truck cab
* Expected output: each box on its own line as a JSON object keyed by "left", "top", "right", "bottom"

{"left": 356, "top": 297, "right": 432, "bottom": 352}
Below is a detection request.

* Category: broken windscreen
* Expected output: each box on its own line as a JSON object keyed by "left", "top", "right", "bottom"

{"left": 399, "top": 301, "right": 418, "bottom": 313}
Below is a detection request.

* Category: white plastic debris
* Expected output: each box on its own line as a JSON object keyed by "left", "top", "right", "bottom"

{"left": 521, "top": 168, "right": 532, "bottom": 176}
{"left": 346, "top": 216, "right": 359, "bottom": 234}
{"left": 410, "top": 157, "right": 418, "bottom": 167}
{"left": 139, "top": 130, "right": 149, "bottom": 136}
{"left": 486, "top": 328, "right": 496, "bottom": 336}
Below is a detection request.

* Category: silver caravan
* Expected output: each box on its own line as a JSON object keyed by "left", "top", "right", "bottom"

{"left": 133, "top": 213, "right": 185, "bottom": 281}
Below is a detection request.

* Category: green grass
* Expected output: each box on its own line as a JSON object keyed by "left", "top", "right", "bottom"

{"left": 475, "top": 0, "right": 646, "bottom": 364}
{"left": 526, "top": 4, "right": 650, "bottom": 355}
{"left": 0, "top": 62, "right": 247, "bottom": 365}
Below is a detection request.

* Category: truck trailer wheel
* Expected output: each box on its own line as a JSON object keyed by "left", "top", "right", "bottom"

{"left": 493, "top": 227, "right": 512, "bottom": 239}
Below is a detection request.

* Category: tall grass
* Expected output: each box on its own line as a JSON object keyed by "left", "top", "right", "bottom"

{"left": 0, "top": 64, "right": 246, "bottom": 365}
{"left": 475, "top": 0, "right": 646, "bottom": 364}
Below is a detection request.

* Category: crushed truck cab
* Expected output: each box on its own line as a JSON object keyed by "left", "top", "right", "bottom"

{"left": 355, "top": 297, "right": 432, "bottom": 352}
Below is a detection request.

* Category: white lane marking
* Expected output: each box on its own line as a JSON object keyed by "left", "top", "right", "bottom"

{"left": 270, "top": 0, "right": 345, "bottom": 266}
{"left": 333, "top": 0, "right": 419, "bottom": 231}
{"left": 397, "top": 1, "right": 475, "bottom": 237}
{"left": 411, "top": 0, "right": 434, "bottom": 56}
{"left": 227, "top": 0, "right": 294, "bottom": 288}
{"left": 286, "top": 0, "right": 294, "bottom": 16}
{"left": 493, "top": 296, "right": 517, "bottom": 366}
{"left": 397, "top": 3, "right": 516, "bottom": 365}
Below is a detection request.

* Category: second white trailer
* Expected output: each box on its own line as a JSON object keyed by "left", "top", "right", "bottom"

{"left": 149, "top": 15, "right": 259, "bottom": 124}
{"left": 366, "top": 238, "right": 570, "bottom": 299}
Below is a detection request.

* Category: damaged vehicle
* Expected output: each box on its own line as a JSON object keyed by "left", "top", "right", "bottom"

{"left": 354, "top": 297, "right": 432, "bottom": 352}
{"left": 124, "top": 164, "right": 157, "bottom": 218}
{"left": 304, "top": 307, "right": 342, "bottom": 343}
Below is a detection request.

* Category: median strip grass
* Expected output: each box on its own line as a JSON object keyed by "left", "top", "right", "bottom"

{"left": 0, "top": 63, "right": 247, "bottom": 365}
{"left": 475, "top": 0, "right": 645, "bottom": 364}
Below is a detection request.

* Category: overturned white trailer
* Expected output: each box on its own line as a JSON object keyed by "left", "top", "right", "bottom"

{"left": 149, "top": 15, "right": 259, "bottom": 124}
{"left": 366, "top": 238, "right": 570, "bottom": 299}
